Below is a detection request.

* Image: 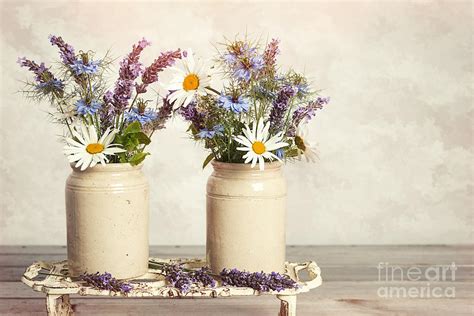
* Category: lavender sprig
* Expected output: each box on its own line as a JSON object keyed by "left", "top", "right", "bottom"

{"left": 292, "top": 96, "right": 330, "bottom": 127}
{"left": 80, "top": 272, "right": 133, "bottom": 294}
{"left": 49, "top": 35, "right": 77, "bottom": 65}
{"left": 17, "top": 57, "right": 64, "bottom": 93}
{"left": 220, "top": 268, "right": 298, "bottom": 292}
{"left": 263, "top": 38, "right": 280, "bottom": 74}
{"left": 161, "top": 263, "right": 194, "bottom": 293}
{"left": 136, "top": 49, "right": 182, "bottom": 94}
{"left": 269, "top": 85, "right": 295, "bottom": 132}
{"left": 179, "top": 101, "right": 206, "bottom": 131}
{"left": 105, "top": 38, "right": 150, "bottom": 117}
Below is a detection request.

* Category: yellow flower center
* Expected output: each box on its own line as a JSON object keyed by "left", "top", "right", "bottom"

{"left": 294, "top": 136, "right": 306, "bottom": 151}
{"left": 252, "top": 141, "right": 266, "bottom": 155}
{"left": 86, "top": 143, "right": 104, "bottom": 154}
{"left": 183, "top": 74, "right": 200, "bottom": 91}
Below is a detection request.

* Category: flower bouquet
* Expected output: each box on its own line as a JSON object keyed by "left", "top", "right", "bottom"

{"left": 170, "top": 36, "right": 329, "bottom": 273}
{"left": 174, "top": 38, "right": 329, "bottom": 170}
{"left": 18, "top": 35, "right": 181, "bottom": 279}
{"left": 19, "top": 35, "right": 181, "bottom": 170}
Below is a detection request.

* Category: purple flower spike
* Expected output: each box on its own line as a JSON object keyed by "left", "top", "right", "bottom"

{"left": 18, "top": 57, "right": 64, "bottom": 93}
{"left": 104, "top": 38, "right": 151, "bottom": 117}
{"left": 80, "top": 272, "right": 133, "bottom": 294}
{"left": 179, "top": 101, "right": 205, "bottom": 130}
{"left": 263, "top": 39, "right": 280, "bottom": 73}
{"left": 136, "top": 49, "right": 181, "bottom": 93}
{"left": 269, "top": 85, "right": 295, "bottom": 131}
{"left": 220, "top": 268, "right": 297, "bottom": 293}
{"left": 49, "top": 35, "right": 77, "bottom": 65}
{"left": 291, "top": 96, "right": 329, "bottom": 128}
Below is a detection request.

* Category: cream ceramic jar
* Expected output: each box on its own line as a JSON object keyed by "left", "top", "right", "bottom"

{"left": 65, "top": 163, "right": 149, "bottom": 279}
{"left": 206, "top": 161, "right": 287, "bottom": 274}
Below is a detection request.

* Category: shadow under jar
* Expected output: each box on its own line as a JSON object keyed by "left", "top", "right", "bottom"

{"left": 65, "top": 163, "right": 149, "bottom": 279}
{"left": 206, "top": 161, "right": 287, "bottom": 274}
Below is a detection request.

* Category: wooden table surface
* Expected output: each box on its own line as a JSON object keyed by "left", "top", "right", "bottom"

{"left": 0, "top": 245, "right": 472, "bottom": 315}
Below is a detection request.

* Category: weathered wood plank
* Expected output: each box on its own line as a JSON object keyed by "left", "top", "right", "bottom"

{"left": 0, "top": 297, "right": 472, "bottom": 316}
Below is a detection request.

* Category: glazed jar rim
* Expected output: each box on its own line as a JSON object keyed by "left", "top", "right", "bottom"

{"left": 211, "top": 160, "right": 283, "bottom": 171}
{"left": 70, "top": 162, "right": 143, "bottom": 172}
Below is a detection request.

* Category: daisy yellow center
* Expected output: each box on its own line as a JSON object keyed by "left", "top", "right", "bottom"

{"left": 183, "top": 74, "right": 199, "bottom": 91}
{"left": 294, "top": 136, "right": 306, "bottom": 151}
{"left": 252, "top": 141, "right": 266, "bottom": 155}
{"left": 86, "top": 143, "right": 104, "bottom": 154}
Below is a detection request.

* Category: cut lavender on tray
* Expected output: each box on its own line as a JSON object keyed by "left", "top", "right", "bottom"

{"left": 220, "top": 268, "right": 298, "bottom": 292}
{"left": 80, "top": 272, "right": 133, "bottom": 294}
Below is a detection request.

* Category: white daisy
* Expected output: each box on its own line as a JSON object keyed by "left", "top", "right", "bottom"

{"left": 63, "top": 123, "right": 125, "bottom": 171}
{"left": 166, "top": 49, "right": 211, "bottom": 109}
{"left": 234, "top": 118, "right": 288, "bottom": 171}
{"left": 294, "top": 125, "right": 318, "bottom": 162}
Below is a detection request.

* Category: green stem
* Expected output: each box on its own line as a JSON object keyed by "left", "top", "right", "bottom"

{"left": 53, "top": 92, "right": 74, "bottom": 137}
{"left": 205, "top": 86, "right": 221, "bottom": 95}
{"left": 119, "top": 93, "right": 140, "bottom": 132}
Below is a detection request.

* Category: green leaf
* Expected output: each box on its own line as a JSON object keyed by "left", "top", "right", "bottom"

{"left": 135, "top": 132, "right": 151, "bottom": 145}
{"left": 118, "top": 152, "right": 128, "bottom": 163}
{"left": 124, "top": 136, "right": 140, "bottom": 151}
{"left": 129, "top": 152, "right": 150, "bottom": 166}
{"left": 202, "top": 153, "right": 215, "bottom": 169}
{"left": 123, "top": 121, "right": 142, "bottom": 135}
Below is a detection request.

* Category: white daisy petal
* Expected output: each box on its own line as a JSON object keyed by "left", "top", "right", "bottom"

{"left": 258, "top": 156, "right": 265, "bottom": 171}
{"left": 251, "top": 156, "right": 258, "bottom": 169}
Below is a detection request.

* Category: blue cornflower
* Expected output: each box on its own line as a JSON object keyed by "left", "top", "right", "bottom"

{"left": 75, "top": 99, "right": 102, "bottom": 116}
{"left": 295, "top": 83, "right": 309, "bottom": 97}
{"left": 218, "top": 95, "right": 249, "bottom": 113}
{"left": 124, "top": 107, "right": 158, "bottom": 125}
{"left": 276, "top": 148, "right": 285, "bottom": 159}
{"left": 198, "top": 125, "right": 224, "bottom": 139}
{"left": 71, "top": 60, "right": 101, "bottom": 75}
{"left": 233, "top": 55, "right": 264, "bottom": 81}
{"left": 36, "top": 78, "right": 64, "bottom": 91}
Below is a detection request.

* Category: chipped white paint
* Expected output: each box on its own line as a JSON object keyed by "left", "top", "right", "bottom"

{"left": 22, "top": 257, "right": 322, "bottom": 316}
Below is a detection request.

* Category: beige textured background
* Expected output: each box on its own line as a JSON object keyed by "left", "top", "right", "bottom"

{"left": 0, "top": 0, "right": 472, "bottom": 245}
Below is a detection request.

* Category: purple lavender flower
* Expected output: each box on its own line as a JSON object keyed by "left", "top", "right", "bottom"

{"left": 218, "top": 94, "right": 249, "bottom": 113}
{"left": 269, "top": 85, "right": 295, "bottom": 131}
{"left": 136, "top": 49, "right": 182, "bottom": 94}
{"left": 191, "top": 267, "right": 216, "bottom": 288}
{"left": 124, "top": 107, "right": 158, "bottom": 125}
{"left": 197, "top": 125, "right": 224, "bottom": 139}
{"left": 162, "top": 264, "right": 193, "bottom": 293}
{"left": 220, "top": 268, "right": 297, "bottom": 292}
{"left": 75, "top": 99, "right": 102, "bottom": 116}
{"left": 71, "top": 59, "right": 101, "bottom": 75}
{"left": 291, "top": 96, "right": 330, "bottom": 127}
{"left": 262, "top": 38, "right": 280, "bottom": 73}
{"left": 148, "top": 96, "right": 174, "bottom": 131}
{"left": 105, "top": 38, "right": 150, "bottom": 116}
{"left": 80, "top": 272, "right": 133, "bottom": 294}
{"left": 17, "top": 57, "right": 64, "bottom": 93}
{"left": 179, "top": 102, "right": 205, "bottom": 130}
{"left": 49, "top": 35, "right": 77, "bottom": 65}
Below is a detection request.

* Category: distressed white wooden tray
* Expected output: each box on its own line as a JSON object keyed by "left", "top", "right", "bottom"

{"left": 21, "top": 257, "right": 322, "bottom": 316}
